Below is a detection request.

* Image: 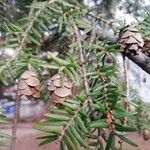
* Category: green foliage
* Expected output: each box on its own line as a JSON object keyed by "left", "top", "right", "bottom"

{"left": 115, "top": 132, "right": 138, "bottom": 147}
{"left": 34, "top": 97, "right": 89, "bottom": 149}
{"left": 139, "top": 12, "right": 150, "bottom": 37}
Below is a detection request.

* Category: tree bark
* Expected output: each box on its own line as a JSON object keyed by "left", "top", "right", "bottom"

{"left": 124, "top": 52, "right": 150, "bottom": 74}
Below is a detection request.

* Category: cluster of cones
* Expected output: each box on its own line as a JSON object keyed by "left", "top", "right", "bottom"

{"left": 18, "top": 70, "right": 73, "bottom": 108}
{"left": 47, "top": 73, "right": 73, "bottom": 108}
{"left": 120, "top": 26, "right": 150, "bottom": 57}
{"left": 18, "top": 70, "right": 40, "bottom": 100}
{"left": 120, "top": 26, "right": 144, "bottom": 55}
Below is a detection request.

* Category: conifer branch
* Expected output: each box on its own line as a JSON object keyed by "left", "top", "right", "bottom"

{"left": 72, "top": 19, "right": 94, "bottom": 115}
{"left": 59, "top": 99, "right": 89, "bottom": 141}
{"left": 0, "top": 0, "right": 57, "bottom": 75}
{"left": 58, "top": 18, "right": 94, "bottom": 142}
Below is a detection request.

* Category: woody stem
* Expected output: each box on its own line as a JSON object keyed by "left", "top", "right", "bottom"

{"left": 10, "top": 92, "right": 20, "bottom": 150}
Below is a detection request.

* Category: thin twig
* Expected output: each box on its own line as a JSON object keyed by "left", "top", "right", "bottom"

{"left": 119, "top": 56, "right": 129, "bottom": 149}
{"left": 87, "top": 13, "right": 113, "bottom": 27}
{"left": 9, "top": 2, "right": 36, "bottom": 149}
{"left": 73, "top": 19, "right": 109, "bottom": 143}
{"left": 9, "top": 1, "right": 58, "bottom": 149}
{"left": 72, "top": 19, "right": 95, "bottom": 117}
{"left": 59, "top": 0, "right": 113, "bottom": 27}
{"left": 96, "top": 129, "right": 104, "bottom": 150}
{"left": 58, "top": 18, "right": 97, "bottom": 142}
{"left": 123, "top": 56, "right": 129, "bottom": 101}
{"left": 10, "top": 93, "right": 20, "bottom": 150}
{"left": 59, "top": 99, "right": 89, "bottom": 141}
{"left": 121, "top": 57, "right": 138, "bottom": 108}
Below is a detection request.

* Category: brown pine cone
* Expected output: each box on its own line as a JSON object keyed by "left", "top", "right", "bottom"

{"left": 120, "top": 26, "right": 144, "bottom": 55}
{"left": 47, "top": 73, "right": 73, "bottom": 108}
{"left": 143, "top": 128, "right": 149, "bottom": 141}
{"left": 18, "top": 70, "right": 40, "bottom": 100}
{"left": 143, "top": 37, "right": 150, "bottom": 57}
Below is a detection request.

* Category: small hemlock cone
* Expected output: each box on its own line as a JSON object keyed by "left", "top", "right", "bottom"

{"left": 143, "top": 128, "right": 149, "bottom": 141}
{"left": 120, "top": 26, "right": 144, "bottom": 55}
{"left": 18, "top": 70, "right": 40, "bottom": 100}
{"left": 143, "top": 37, "right": 150, "bottom": 57}
{"left": 47, "top": 73, "right": 73, "bottom": 107}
